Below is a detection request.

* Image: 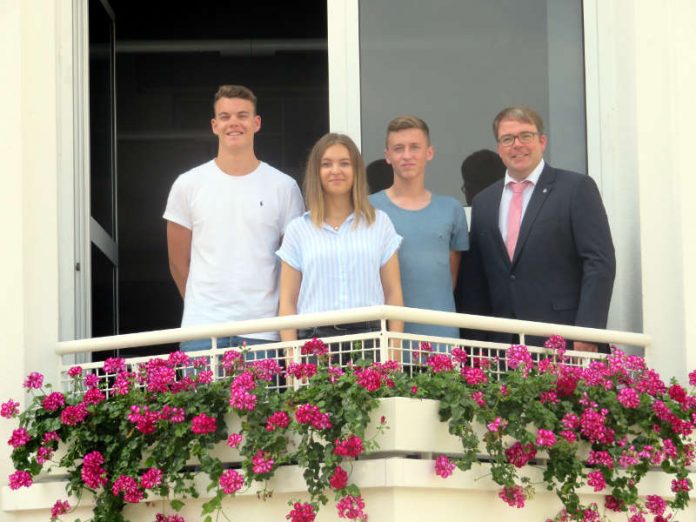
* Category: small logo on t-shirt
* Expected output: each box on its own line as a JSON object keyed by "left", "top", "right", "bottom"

{"left": 260, "top": 201, "right": 264, "bottom": 206}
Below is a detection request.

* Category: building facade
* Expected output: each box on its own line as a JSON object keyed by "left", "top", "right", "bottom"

{"left": 1, "top": 0, "right": 696, "bottom": 516}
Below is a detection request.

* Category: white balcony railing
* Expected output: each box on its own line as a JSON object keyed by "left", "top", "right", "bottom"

{"left": 55, "top": 306, "right": 651, "bottom": 391}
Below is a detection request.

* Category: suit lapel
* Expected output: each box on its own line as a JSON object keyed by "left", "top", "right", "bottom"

{"left": 484, "top": 180, "right": 509, "bottom": 263}
{"left": 512, "top": 164, "right": 556, "bottom": 265}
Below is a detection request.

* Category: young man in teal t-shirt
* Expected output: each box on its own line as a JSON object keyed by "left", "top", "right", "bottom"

{"left": 370, "top": 116, "right": 468, "bottom": 342}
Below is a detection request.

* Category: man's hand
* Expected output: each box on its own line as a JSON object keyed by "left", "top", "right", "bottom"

{"left": 573, "top": 341, "right": 598, "bottom": 352}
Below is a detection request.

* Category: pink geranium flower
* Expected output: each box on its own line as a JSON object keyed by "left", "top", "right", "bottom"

{"left": 8, "top": 427, "right": 31, "bottom": 448}
{"left": 587, "top": 470, "right": 606, "bottom": 492}
{"left": 505, "top": 442, "right": 536, "bottom": 468}
{"left": 219, "top": 469, "right": 244, "bottom": 494}
{"left": 536, "top": 429, "right": 556, "bottom": 447}
{"left": 226, "top": 432, "right": 243, "bottom": 448}
{"left": 301, "top": 337, "right": 329, "bottom": 357}
{"left": 112, "top": 474, "right": 143, "bottom": 503}
{"left": 334, "top": 435, "right": 364, "bottom": 458}
{"left": 140, "top": 467, "right": 163, "bottom": 489}
{"left": 191, "top": 413, "right": 217, "bottom": 434}
{"left": 617, "top": 387, "right": 641, "bottom": 408}
{"left": 336, "top": 495, "right": 367, "bottom": 520}
{"left": 60, "top": 403, "right": 89, "bottom": 426}
{"left": 81, "top": 451, "right": 108, "bottom": 489}
{"left": 425, "top": 354, "right": 454, "bottom": 373}
{"left": 50, "top": 499, "right": 71, "bottom": 518}
{"left": 645, "top": 495, "right": 666, "bottom": 516}
{"left": 434, "top": 455, "right": 455, "bottom": 478}
{"left": 9, "top": 470, "right": 32, "bottom": 490}
{"left": 1, "top": 399, "right": 20, "bottom": 418}
{"left": 23, "top": 372, "right": 44, "bottom": 389}
{"left": 498, "top": 485, "right": 525, "bottom": 508}
{"left": 295, "top": 403, "right": 332, "bottom": 430}
{"left": 266, "top": 411, "right": 291, "bottom": 432}
{"left": 329, "top": 466, "right": 349, "bottom": 489}
{"left": 251, "top": 450, "right": 274, "bottom": 475}
{"left": 103, "top": 357, "right": 126, "bottom": 374}
{"left": 286, "top": 502, "right": 316, "bottom": 522}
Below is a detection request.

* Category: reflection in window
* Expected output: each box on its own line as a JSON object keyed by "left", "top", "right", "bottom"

{"left": 359, "top": 0, "right": 586, "bottom": 204}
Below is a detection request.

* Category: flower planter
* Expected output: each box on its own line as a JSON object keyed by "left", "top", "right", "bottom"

{"left": 365, "top": 397, "right": 465, "bottom": 456}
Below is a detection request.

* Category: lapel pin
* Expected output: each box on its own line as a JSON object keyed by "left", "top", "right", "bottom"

{"left": 542, "top": 188, "right": 548, "bottom": 194}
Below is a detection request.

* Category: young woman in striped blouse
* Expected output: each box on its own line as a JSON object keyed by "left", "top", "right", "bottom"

{"left": 277, "top": 133, "right": 404, "bottom": 346}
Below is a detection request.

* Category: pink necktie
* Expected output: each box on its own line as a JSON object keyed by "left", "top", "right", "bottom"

{"left": 506, "top": 180, "right": 531, "bottom": 260}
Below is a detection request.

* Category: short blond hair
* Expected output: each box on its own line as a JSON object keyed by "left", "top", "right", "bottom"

{"left": 303, "top": 133, "right": 375, "bottom": 228}
{"left": 385, "top": 115, "right": 431, "bottom": 147}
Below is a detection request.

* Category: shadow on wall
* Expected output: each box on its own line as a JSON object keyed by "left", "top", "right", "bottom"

{"left": 366, "top": 159, "right": 393, "bottom": 194}
{"left": 460, "top": 149, "right": 505, "bottom": 206}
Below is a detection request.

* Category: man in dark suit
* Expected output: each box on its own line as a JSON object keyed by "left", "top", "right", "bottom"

{"left": 467, "top": 107, "right": 615, "bottom": 352}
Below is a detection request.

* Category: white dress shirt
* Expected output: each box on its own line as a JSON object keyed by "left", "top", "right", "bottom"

{"left": 498, "top": 159, "right": 545, "bottom": 240}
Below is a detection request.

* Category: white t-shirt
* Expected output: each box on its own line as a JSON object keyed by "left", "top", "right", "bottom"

{"left": 163, "top": 160, "right": 304, "bottom": 339}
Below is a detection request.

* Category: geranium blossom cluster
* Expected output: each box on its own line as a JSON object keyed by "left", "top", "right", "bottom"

{"left": 336, "top": 495, "right": 367, "bottom": 520}
{"left": 286, "top": 501, "right": 317, "bottom": 522}
{"left": 155, "top": 515, "right": 185, "bottom": 522}
{"left": 112, "top": 474, "right": 143, "bottom": 503}
{"left": 251, "top": 450, "right": 275, "bottom": 475}
{"left": 266, "top": 410, "right": 291, "bottom": 431}
{"left": 434, "top": 455, "right": 455, "bottom": 478}
{"left": 1, "top": 399, "right": 20, "bottom": 418}
{"left": 191, "top": 412, "right": 217, "bottom": 434}
{"left": 425, "top": 353, "right": 454, "bottom": 373}
{"left": 221, "top": 349, "right": 243, "bottom": 373}
{"left": 111, "top": 467, "right": 164, "bottom": 503}
{"left": 333, "top": 435, "right": 364, "bottom": 458}
{"left": 251, "top": 358, "right": 283, "bottom": 382}
{"left": 329, "top": 465, "right": 349, "bottom": 489}
{"left": 295, "top": 403, "right": 332, "bottom": 430}
{"left": 354, "top": 360, "right": 400, "bottom": 391}
{"left": 219, "top": 469, "right": 244, "bottom": 494}
{"left": 301, "top": 337, "right": 329, "bottom": 357}
{"left": 507, "top": 344, "right": 534, "bottom": 375}
{"left": 504, "top": 441, "right": 537, "bottom": 468}
{"left": 81, "top": 450, "right": 108, "bottom": 489}
{"left": 8, "top": 469, "right": 32, "bottom": 490}
{"left": 50, "top": 499, "right": 70, "bottom": 519}
{"left": 499, "top": 484, "right": 526, "bottom": 508}
{"left": 229, "top": 370, "right": 258, "bottom": 411}
{"left": 287, "top": 362, "right": 317, "bottom": 380}
{"left": 127, "top": 404, "right": 185, "bottom": 434}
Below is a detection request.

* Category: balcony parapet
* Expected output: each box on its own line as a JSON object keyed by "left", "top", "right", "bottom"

{"left": 2, "top": 398, "right": 693, "bottom": 522}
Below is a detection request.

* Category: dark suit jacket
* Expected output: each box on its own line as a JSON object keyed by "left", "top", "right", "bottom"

{"left": 466, "top": 164, "right": 615, "bottom": 338}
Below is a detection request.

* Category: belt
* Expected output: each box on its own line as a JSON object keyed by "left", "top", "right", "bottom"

{"left": 299, "top": 321, "right": 381, "bottom": 339}
{"left": 321, "top": 321, "right": 381, "bottom": 332}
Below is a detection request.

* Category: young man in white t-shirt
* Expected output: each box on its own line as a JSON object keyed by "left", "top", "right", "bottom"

{"left": 163, "top": 85, "right": 304, "bottom": 350}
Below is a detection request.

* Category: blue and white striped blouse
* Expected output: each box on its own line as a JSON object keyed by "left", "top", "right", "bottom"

{"left": 276, "top": 210, "right": 402, "bottom": 314}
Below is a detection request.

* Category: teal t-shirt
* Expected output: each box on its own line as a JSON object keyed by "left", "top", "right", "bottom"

{"left": 370, "top": 190, "right": 469, "bottom": 339}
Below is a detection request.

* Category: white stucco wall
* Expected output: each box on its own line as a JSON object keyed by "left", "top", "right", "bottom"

{"left": 631, "top": 0, "right": 696, "bottom": 380}
{"left": 0, "top": 0, "right": 64, "bottom": 481}
{"left": 0, "top": 0, "right": 27, "bottom": 483}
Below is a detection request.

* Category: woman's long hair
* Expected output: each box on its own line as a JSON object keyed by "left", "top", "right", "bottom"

{"left": 303, "top": 133, "right": 376, "bottom": 228}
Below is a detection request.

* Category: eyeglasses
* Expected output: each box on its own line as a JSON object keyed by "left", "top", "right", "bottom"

{"left": 497, "top": 132, "right": 540, "bottom": 147}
